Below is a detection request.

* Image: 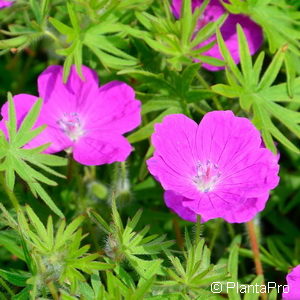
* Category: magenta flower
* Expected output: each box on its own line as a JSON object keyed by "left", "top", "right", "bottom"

{"left": 171, "top": 0, "right": 263, "bottom": 71}
{"left": 0, "top": 65, "right": 141, "bottom": 165}
{"left": 147, "top": 111, "right": 279, "bottom": 223}
{"left": 0, "top": 1, "right": 13, "bottom": 8}
{"left": 283, "top": 265, "right": 300, "bottom": 300}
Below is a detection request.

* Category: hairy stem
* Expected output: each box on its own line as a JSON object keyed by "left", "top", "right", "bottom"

{"left": 195, "top": 215, "right": 202, "bottom": 245}
{"left": 67, "top": 154, "right": 75, "bottom": 181}
{"left": 246, "top": 220, "right": 267, "bottom": 300}
{"left": 172, "top": 217, "right": 184, "bottom": 250}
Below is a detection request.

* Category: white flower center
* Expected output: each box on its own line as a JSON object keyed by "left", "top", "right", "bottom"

{"left": 193, "top": 160, "right": 221, "bottom": 193}
{"left": 57, "top": 112, "right": 84, "bottom": 141}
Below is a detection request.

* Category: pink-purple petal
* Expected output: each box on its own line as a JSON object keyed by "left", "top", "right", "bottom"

{"left": 181, "top": 191, "right": 270, "bottom": 223}
{"left": 38, "top": 65, "right": 99, "bottom": 108}
{"left": 164, "top": 190, "right": 197, "bottom": 222}
{"left": 73, "top": 132, "right": 133, "bottom": 166}
{"left": 283, "top": 265, "right": 300, "bottom": 300}
{"left": 81, "top": 81, "right": 141, "bottom": 134}
{"left": 25, "top": 126, "right": 72, "bottom": 154}
{"left": 0, "top": 0, "right": 13, "bottom": 8}
{"left": 200, "top": 15, "right": 263, "bottom": 71}
{"left": 147, "top": 111, "right": 280, "bottom": 223}
{"left": 147, "top": 114, "right": 201, "bottom": 200}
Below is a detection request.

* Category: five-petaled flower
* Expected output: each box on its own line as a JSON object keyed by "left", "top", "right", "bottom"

{"left": 171, "top": 0, "right": 263, "bottom": 71}
{"left": 283, "top": 265, "right": 300, "bottom": 300}
{"left": 0, "top": 0, "right": 13, "bottom": 8}
{"left": 0, "top": 65, "right": 141, "bottom": 166}
{"left": 147, "top": 111, "right": 279, "bottom": 223}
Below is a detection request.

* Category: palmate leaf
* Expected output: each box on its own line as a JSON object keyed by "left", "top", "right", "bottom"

{"left": 134, "top": 0, "right": 226, "bottom": 70}
{"left": 90, "top": 201, "right": 173, "bottom": 279}
{"left": 15, "top": 207, "right": 114, "bottom": 294}
{"left": 49, "top": 3, "right": 139, "bottom": 81}
{"left": 212, "top": 25, "right": 300, "bottom": 153}
{"left": 162, "top": 231, "right": 227, "bottom": 295}
{"left": 0, "top": 94, "right": 67, "bottom": 217}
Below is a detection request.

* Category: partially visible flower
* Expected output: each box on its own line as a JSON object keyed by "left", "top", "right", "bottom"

{"left": 0, "top": 65, "right": 141, "bottom": 165}
{"left": 171, "top": 0, "right": 263, "bottom": 71}
{"left": 147, "top": 111, "right": 279, "bottom": 223}
{"left": 283, "top": 265, "right": 300, "bottom": 300}
{"left": 0, "top": 1, "right": 13, "bottom": 8}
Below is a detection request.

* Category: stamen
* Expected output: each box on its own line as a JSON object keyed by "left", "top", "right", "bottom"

{"left": 193, "top": 160, "right": 221, "bottom": 193}
{"left": 57, "top": 112, "right": 85, "bottom": 141}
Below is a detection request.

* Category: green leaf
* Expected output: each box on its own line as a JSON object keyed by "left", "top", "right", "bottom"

{"left": 7, "top": 93, "right": 17, "bottom": 142}
{"left": 268, "top": 287, "right": 278, "bottom": 300}
{"left": 142, "top": 100, "right": 180, "bottom": 115}
{"left": 128, "top": 106, "right": 182, "bottom": 143}
{"left": 49, "top": 17, "right": 74, "bottom": 36}
{"left": 0, "top": 269, "right": 30, "bottom": 287}
{"left": 227, "top": 242, "right": 241, "bottom": 300}
{"left": 87, "top": 209, "right": 111, "bottom": 234}
{"left": 12, "top": 287, "right": 31, "bottom": 300}
{"left": 243, "top": 275, "right": 264, "bottom": 300}
{"left": 0, "top": 95, "right": 67, "bottom": 217}
{"left": 0, "top": 231, "right": 24, "bottom": 261}
{"left": 211, "top": 84, "right": 240, "bottom": 98}
{"left": 181, "top": 0, "right": 193, "bottom": 46}
{"left": 216, "top": 28, "right": 243, "bottom": 83}
{"left": 237, "top": 25, "right": 253, "bottom": 86}
{"left": 258, "top": 48, "right": 285, "bottom": 90}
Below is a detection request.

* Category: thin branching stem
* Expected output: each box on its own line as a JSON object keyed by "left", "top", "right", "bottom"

{"left": 196, "top": 72, "right": 223, "bottom": 110}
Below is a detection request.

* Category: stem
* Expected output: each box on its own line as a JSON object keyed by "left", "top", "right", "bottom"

{"left": 195, "top": 215, "right": 201, "bottom": 245}
{"left": 196, "top": 73, "right": 223, "bottom": 110}
{"left": 189, "top": 103, "right": 207, "bottom": 115}
{"left": 172, "top": 217, "right": 184, "bottom": 250}
{"left": 67, "top": 154, "right": 75, "bottom": 181}
{"left": 179, "top": 96, "right": 192, "bottom": 118}
{"left": 47, "top": 281, "right": 59, "bottom": 300}
{"left": 226, "top": 222, "right": 235, "bottom": 240}
{"left": 246, "top": 220, "right": 267, "bottom": 300}
{"left": 44, "top": 30, "right": 64, "bottom": 48}
{"left": 0, "top": 173, "right": 20, "bottom": 211}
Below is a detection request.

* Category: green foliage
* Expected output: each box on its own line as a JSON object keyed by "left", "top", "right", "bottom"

{"left": 160, "top": 230, "right": 228, "bottom": 298}
{"left": 212, "top": 26, "right": 300, "bottom": 153}
{"left": 135, "top": 0, "right": 226, "bottom": 70}
{"left": 223, "top": 0, "right": 300, "bottom": 54}
{"left": 89, "top": 199, "right": 173, "bottom": 279}
{"left": 0, "top": 0, "right": 299, "bottom": 299}
{"left": 120, "top": 64, "right": 215, "bottom": 143}
{"left": 0, "top": 94, "right": 66, "bottom": 217}
{"left": 0, "top": 205, "right": 113, "bottom": 298}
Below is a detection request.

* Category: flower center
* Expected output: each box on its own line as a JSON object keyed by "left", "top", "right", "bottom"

{"left": 193, "top": 160, "right": 221, "bottom": 193}
{"left": 57, "top": 112, "right": 84, "bottom": 141}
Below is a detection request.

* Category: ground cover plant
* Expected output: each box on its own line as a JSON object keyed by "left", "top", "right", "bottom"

{"left": 0, "top": 0, "right": 299, "bottom": 299}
